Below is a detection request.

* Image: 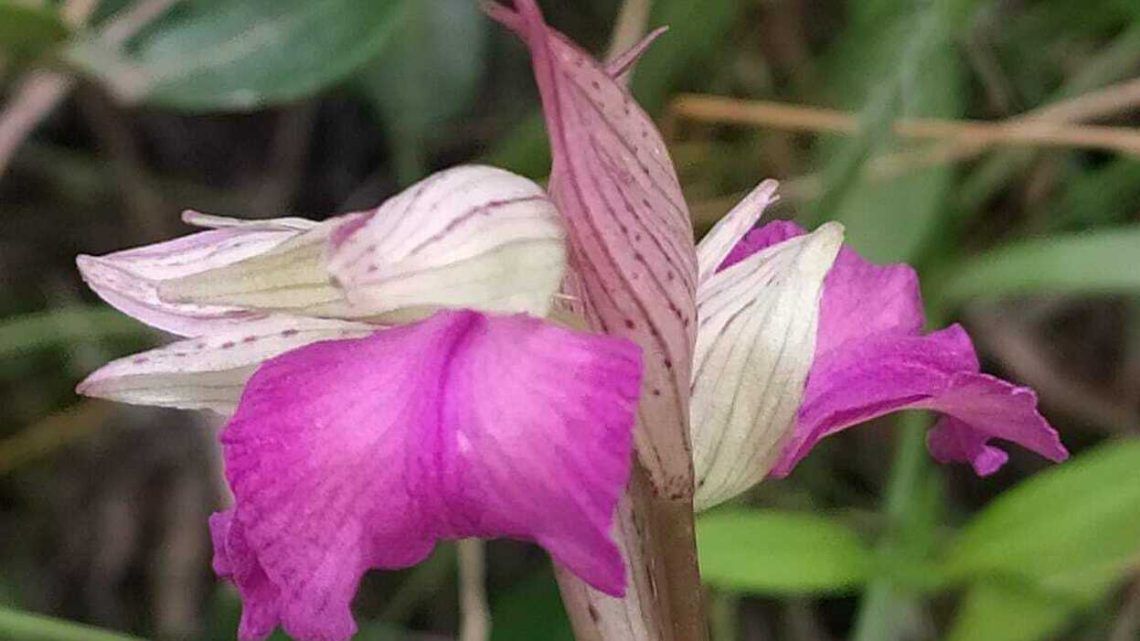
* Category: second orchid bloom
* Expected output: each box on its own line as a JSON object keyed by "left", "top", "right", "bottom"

{"left": 75, "top": 2, "right": 1066, "bottom": 640}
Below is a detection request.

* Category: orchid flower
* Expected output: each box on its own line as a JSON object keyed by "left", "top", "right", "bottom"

{"left": 494, "top": 0, "right": 1068, "bottom": 518}
{"left": 74, "top": 3, "right": 1070, "bottom": 640}
{"left": 76, "top": 165, "right": 644, "bottom": 641}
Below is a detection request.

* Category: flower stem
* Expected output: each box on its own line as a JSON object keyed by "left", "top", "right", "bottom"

{"left": 851, "top": 412, "right": 940, "bottom": 641}
{"left": 0, "top": 605, "right": 145, "bottom": 641}
{"left": 458, "top": 539, "right": 490, "bottom": 641}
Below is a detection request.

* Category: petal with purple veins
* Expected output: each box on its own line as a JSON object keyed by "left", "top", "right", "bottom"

{"left": 77, "top": 218, "right": 309, "bottom": 336}
{"left": 691, "top": 223, "right": 842, "bottom": 509}
{"left": 696, "top": 180, "right": 778, "bottom": 284}
{"left": 164, "top": 166, "right": 567, "bottom": 323}
{"left": 495, "top": 0, "right": 697, "bottom": 494}
{"left": 327, "top": 165, "right": 566, "bottom": 321}
{"left": 76, "top": 316, "right": 374, "bottom": 413}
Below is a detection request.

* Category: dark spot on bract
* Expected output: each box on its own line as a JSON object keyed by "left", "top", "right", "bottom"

{"left": 624, "top": 319, "right": 635, "bottom": 329}
{"left": 281, "top": 329, "right": 300, "bottom": 337}
{"left": 221, "top": 341, "right": 235, "bottom": 349}
{"left": 242, "top": 336, "right": 258, "bottom": 344}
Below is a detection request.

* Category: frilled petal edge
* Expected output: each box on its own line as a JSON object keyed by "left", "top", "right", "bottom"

{"left": 771, "top": 325, "right": 1068, "bottom": 477}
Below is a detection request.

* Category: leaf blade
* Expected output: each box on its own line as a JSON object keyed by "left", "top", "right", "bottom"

{"left": 697, "top": 510, "right": 873, "bottom": 595}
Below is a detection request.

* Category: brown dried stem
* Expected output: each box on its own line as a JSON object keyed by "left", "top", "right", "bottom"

{"left": 668, "top": 94, "right": 1140, "bottom": 157}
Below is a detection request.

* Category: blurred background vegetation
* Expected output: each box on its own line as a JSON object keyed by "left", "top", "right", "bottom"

{"left": 2, "top": 0, "right": 1140, "bottom": 640}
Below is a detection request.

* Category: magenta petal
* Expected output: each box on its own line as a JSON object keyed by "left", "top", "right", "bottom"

{"left": 739, "top": 220, "right": 1068, "bottom": 477}
{"left": 217, "top": 310, "right": 641, "bottom": 641}
{"left": 770, "top": 323, "right": 1067, "bottom": 477}
{"left": 495, "top": 0, "right": 697, "bottom": 493}
{"left": 925, "top": 372, "right": 1067, "bottom": 475}
{"left": 722, "top": 220, "right": 924, "bottom": 351}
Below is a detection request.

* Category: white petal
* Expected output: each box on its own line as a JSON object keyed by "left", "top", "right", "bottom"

{"left": 77, "top": 219, "right": 310, "bottom": 336}
{"left": 327, "top": 164, "right": 566, "bottom": 320}
{"left": 160, "top": 166, "right": 567, "bottom": 323}
{"left": 157, "top": 215, "right": 367, "bottom": 319}
{"left": 76, "top": 316, "right": 373, "bottom": 413}
{"left": 695, "top": 179, "right": 779, "bottom": 285}
{"left": 182, "top": 209, "right": 318, "bottom": 232}
{"left": 691, "top": 222, "right": 843, "bottom": 511}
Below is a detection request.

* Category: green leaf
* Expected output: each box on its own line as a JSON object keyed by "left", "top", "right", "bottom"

{"left": 697, "top": 510, "right": 873, "bottom": 595}
{"left": 935, "top": 225, "right": 1140, "bottom": 306}
{"left": 0, "top": 604, "right": 143, "bottom": 641}
{"left": 68, "top": 0, "right": 410, "bottom": 111}
{"left": 945, "top": 562, "right": 1121, "bottom": 641}
{"left": 358, "top": 0, "right": 486, "bottom": 185}
{"left": 942, "top": 439, "right": 1140, "bottom": 584}
{"left": 0, "top": 1, "right": 69, "bottom": 58}
{"left": 946, "top": 579, "right": 1087, "bottom": 641}
{"left": 0, "top": 308, "right": 146, "bottom": 359}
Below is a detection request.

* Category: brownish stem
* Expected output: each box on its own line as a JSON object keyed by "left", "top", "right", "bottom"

{"left": 555, "top": 465, "right": 707, "bottom": 641}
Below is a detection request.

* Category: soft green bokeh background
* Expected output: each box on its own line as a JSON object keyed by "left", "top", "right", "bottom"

{"left": 2, "top": 1, "right": 1139, "bottom": 640}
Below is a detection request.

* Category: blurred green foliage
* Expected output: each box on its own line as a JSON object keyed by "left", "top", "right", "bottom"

{"left": 0, "top": 1, "right": 70, "bottom": 61}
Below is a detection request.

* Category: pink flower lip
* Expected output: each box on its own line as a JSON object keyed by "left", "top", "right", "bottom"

{"left": 212, "top": 309, "right": 643, "bottom": 641}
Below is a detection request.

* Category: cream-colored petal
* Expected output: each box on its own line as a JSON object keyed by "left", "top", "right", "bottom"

{"left": 327, "top": 164, "right": 566, "bottom": 320}
{"left": 691, "top": 223, "right": 843, "bottom": 510}
{"left": 76, "top": 316, "right": 373, "bottom": 413}
{"left": 157, "top": 215, "right": 365, "bottom": 319}
{"left": 181, "top": 209, "right": 318, "bottom": 232}
{"left": 76, "top": 218, "right": 311, "bottom": 336}
{"left": 160, "top": 166, "right": 567, "bottom": 323}
{"left": 695, "top": 179, "right": 779, "bottom": 285}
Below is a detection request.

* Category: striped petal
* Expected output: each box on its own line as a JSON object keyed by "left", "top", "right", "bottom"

{"left": 76, "top": 316, "right": 373, "bottom": 413}
{"left": 77, "top": 216, "right": 309, "bottom": 336}
{"left": 327, "top": 165, "right": 566, "bottom": 321}
{"left": 160, "top": 166, "right": 566, "bottom": 323}
{"left": 690, "top": 223, "right": 843, "bottom": 510}
{"left": 696, "top": 180, "right": 779, "bottom": 285}
{"left": 495, "top": 0, "right": 698, "bottom": 495}
{"left": 157, "top": 215, "right": 366, "bottom": 320}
